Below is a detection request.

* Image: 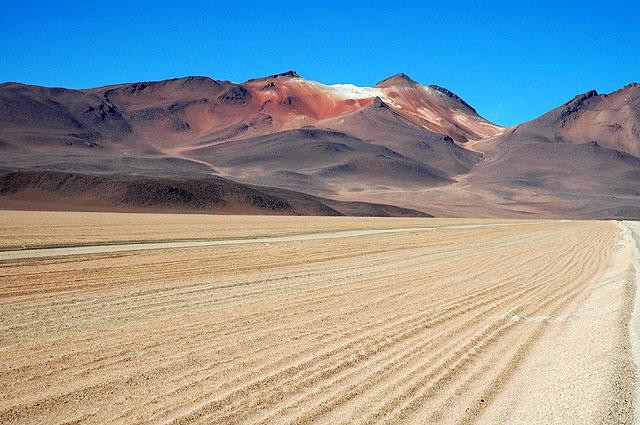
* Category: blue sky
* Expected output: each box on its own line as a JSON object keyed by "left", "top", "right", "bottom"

{"left": 1, "top": 0, "right": 638, "bottom": 126}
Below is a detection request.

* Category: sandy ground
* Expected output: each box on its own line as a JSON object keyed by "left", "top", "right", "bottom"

{"left": 0, "top": 210, "right": 511, "bottom": 250}
{"left": 0, "top": 221, "right": 548, "bottom": 261}
{"left": 0, "top": 213, "right": 638, "bottom": 424}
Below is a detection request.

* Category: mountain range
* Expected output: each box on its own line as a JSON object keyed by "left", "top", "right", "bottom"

{"left": 1, "top": 71, "right": 638, "bottom": 218}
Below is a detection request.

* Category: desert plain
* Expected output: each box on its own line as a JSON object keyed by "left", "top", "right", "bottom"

{"left": 1, "top": 211, "right": 640, "bottom": 424}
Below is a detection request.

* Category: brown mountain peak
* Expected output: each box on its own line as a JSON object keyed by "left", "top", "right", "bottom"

{"left": 375, "top": 73, "right": 418, "bottom": 88}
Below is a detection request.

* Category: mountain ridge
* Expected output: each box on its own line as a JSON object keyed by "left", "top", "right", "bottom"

{"left": 0, "top": 72, "right": 639, "bottom": 218}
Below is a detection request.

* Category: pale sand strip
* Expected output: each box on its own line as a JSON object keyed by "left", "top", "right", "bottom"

{"left": 624, "top": 221, "right": 640, "bottom": 423}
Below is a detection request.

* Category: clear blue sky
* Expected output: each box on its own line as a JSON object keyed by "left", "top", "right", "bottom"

{"left": 1, "top": 0, "right": 638, "bottom": 126}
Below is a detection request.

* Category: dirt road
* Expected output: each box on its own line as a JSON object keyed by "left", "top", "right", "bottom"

{"left": 0, "top": 222, "right": 546, "bottom": 261}
{"left": 0, "top": 213, "right": 637, "bottom": 424}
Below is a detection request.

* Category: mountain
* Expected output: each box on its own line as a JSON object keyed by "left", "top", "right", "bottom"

{"left": 0, "top": 72, "right": 499, "bottom": 215}
{"left": 466, "top": 84, "right": 640, "bottom": 218}
{"left": 319, "top": 96, "right": 481, "bottom": 176}
{"left": 298, "top": 82, "right": 640, "bottom": 219}
{"left": 0, "top": 72, "right": 639, "bottom": 218}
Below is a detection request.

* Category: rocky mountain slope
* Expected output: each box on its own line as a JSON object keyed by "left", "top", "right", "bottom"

{"left": 467, "top": 84, "right": 640, "bottom": 218}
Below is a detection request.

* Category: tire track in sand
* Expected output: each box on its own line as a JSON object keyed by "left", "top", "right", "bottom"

{"left": 0, "top": 217, "right": 634, "bottom": 425}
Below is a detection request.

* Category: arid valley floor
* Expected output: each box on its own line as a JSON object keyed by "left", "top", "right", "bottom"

{"left": 1, "top": 212, "right": 640, "bottom": 424}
